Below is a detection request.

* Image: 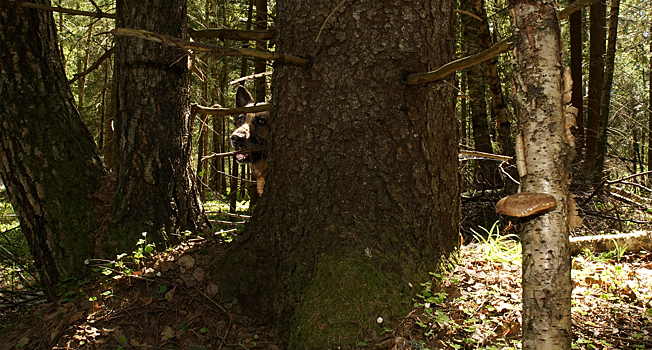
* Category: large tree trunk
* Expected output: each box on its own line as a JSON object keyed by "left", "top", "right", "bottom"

{"left": 510, "top": 1, "right": 573, "bottom": 349}
{"left": 0, "top": 0, "right": 108, "bottom": 299}
{"left": 569, "top": 0, "right": 585, "bottom": 159}
{"left": 113, "top": 0, "right": 209, "bottom": 250}
{"left": 584, "top": 0, "right": 606, "bottom": 182}
{"left": 593, "top": 0, "right": 621, "bottom": 183}
{"left": 460, "top": 0, "right": 497, "bottom": 186}
{"left": 217, "top": 0, "right": 460, "bottom": 348}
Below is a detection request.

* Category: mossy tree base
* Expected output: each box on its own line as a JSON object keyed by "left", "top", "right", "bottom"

{"left": 215, "top": 0, "right": 460, "bottom": 348}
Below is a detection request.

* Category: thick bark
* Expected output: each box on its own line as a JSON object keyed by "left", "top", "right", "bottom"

{"left": 593, "top": 0, "right": 621, "bottom": 183}
{"left": 113, "top": 0, "right": 209, "bottom": 250}
{"left": 584, "top": 0, "right": 606, "bottom": 181}
{"left": 0, "top": 0, "right": 107, "bottom": 299}
{"left": 509, "top": 1, "right": 573, "bottom": 349}
{"left": 460, "top": 1, "right": 497, "bottom": 185}
{"left": 218, "top": 0, "right": 460, "bottom": 348}
{"left": 569, "top": 0, "right": 585, "bottom": 158}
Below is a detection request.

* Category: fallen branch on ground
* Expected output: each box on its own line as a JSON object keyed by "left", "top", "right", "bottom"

{"left": 570, "top": 231, "right": 652, "bottom": 256}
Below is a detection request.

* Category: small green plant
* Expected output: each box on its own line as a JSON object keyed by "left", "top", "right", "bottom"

{"left": 86, "top": 232, "right": 158, "bottom": 278}
{"left": 470, "top": 221, "right": 521, "bottom": 264}
{"left": 612, "top": 239, "right": 628, "bottom": 263}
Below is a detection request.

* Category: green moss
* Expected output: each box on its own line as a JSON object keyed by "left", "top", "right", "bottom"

{"left": 286, "top": 247, "right": 433, "bottom": 350}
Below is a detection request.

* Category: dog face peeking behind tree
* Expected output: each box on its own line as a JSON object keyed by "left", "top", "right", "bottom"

{"left": 230, "top": 86, "right": 269, "bottom": 195}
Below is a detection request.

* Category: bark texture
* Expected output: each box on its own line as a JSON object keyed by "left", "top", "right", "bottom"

{"left": 0, "top": 0, "right": 107, "bottom": 299}
{"left": 509, "top": 1, "right": 573, "bottom": 349}
{"left": 113, "top": 0, "right": 209, "bottom": 250}
{"left": 218, "top": 0, "right": 460, "bottom": 348}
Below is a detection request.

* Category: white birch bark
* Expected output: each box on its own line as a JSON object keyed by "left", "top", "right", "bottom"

{"left": 509, "top": 1, "right": 573, "bottom": 349}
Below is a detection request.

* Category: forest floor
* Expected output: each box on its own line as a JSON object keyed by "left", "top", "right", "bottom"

{"left": 2, "top": 226, "right": 652, "bottom": 350}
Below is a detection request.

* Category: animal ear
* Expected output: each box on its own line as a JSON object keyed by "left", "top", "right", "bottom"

{"left": 235, "top": 86, "right": 254, "bottom": 108}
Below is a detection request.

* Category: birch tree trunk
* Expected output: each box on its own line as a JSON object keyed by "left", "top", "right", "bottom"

{"left": 509, "top": 1, "right": 573, "bottom": 349}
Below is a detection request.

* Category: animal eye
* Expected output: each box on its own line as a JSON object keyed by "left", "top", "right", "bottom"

{"left": 236, "top": 115, "right": 245, "bottom": 124}
{"left": 257, "top": 117, "right": 267, "bottom": 125}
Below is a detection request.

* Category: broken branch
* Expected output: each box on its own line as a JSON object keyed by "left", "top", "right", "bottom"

{"left": 112, "top": 28, "right": 309, "bottom": 66}
{"left": 194, "top": 103, "right": 270, "bottom": 117}
{"left": 69, "top": 47, "right": 115, "bottom": 84}
{"left": 201, "top": 148, "right": 267, "bottom": 162}
{"left": 406, "top": 37, "right": 512, "bottom": 85}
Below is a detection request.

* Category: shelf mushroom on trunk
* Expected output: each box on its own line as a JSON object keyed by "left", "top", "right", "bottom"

{"left": 495, "top": 192, "right": 557, "bottom": 218}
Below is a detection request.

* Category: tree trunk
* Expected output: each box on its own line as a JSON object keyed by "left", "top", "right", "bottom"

{"left": 460, "top": 72, "right": 469, "bottom": 146}
{"left": 475, "top": 0, "right": 512, "bottom": 160}
{"left": 254, "top": 0, "right": 267, "bottom": 103}
{"left": 584, "top": 0, "right": 606, "bottom": 182}
{"left": 460, "top": 1, "right": 497, "bottom": 186}
{"left": 510, "top": 1, "right": 573, "bottom": 349}
{"left": 569, "top": 0, "right": 585, "bottom": 159}
{"left": 474, "top": 0, "right": 517, "bottom": 192}
{"left": 196, "top": 114, "right": 209, "bottom": 198}
{"left": 248, "top": 0, "right": 268, "bottom": 205}
{"left": 0, "top": 0, "right": 108, "bottom": 299}
{"left": 77, "top": 21, "right": 94, "bottom": 122}
{"left": 648, "top": 24, "right": 652, "bottom": 175}
{"left": 113, "top": 0, "right": 209, "bottom": 249}
{"left": 593, "top": 0, "right": 621, "bottom": 183}
{"left": 217, "top": 0, "right": 460, "bottom": 348}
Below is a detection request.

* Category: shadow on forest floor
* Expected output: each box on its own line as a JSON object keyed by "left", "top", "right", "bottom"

{"left": 1, "top": 231, "right": 652, "bottom": 350}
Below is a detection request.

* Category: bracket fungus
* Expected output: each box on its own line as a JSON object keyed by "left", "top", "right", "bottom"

{"left": 495, "top": 192, "right": 557, "bottom": 218}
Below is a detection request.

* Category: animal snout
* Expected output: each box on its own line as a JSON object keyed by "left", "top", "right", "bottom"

{"left": 230, "top": 133, "right": 243, "bottom": 143}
